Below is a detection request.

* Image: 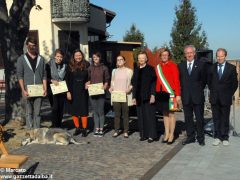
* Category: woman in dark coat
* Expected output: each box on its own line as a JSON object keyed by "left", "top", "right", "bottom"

{"left": 132, "top": 50, "right": 157, "bottom": 143}
{"left": 66, "top": 49, "right": 90, "bottom": 136}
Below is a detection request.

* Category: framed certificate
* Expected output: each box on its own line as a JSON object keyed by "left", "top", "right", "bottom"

{"left": 27, "top": 84, "right": 44, "bottom": 97}
{"left": 111, "top": 91, "right": 126, "bottom": 102}
{"left": 88, "top": 83, "right": 104, "bottom": 96}
{"left": 50, "top": 81, "right": 68, "bottom": 95}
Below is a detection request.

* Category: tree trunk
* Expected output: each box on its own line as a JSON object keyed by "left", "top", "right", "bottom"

{"left": 0, "top": 0, "right": 35, "bottom": 124}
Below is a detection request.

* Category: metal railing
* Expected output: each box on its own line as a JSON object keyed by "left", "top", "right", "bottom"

{"left": 51, "top": 0, "right": 90, "bottom": 22}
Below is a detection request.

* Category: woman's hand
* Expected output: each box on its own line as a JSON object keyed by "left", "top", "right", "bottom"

{"left": 103, "top": 82, "right": 108, "bottom": 90}
{"left": 150, "top": 95, "right": 155, "bottom": 104}
{"left": 176, "top": 96, "right": 182, "bottom": 109}
{"left": 109, "top": 87, "right": 113, "bottom": 93}
{"left": 67, "top": 92, "right": 72, "bottom": 100}
{"left": 51, "top": 80, "right": 59, "bottom": 86}
{"left": 126, "top": 88, "right": 132, "bottom": 94}
{"left": 132, "top": 98, "right": 137, "bottom": 105}
{"left": 43, "top": 89, "right": 47, "bottom": 97}
{"left": 85, "top": 81, "right": 90, "bottom": 89}
{"left": 22, "top": 90, "right": 29, "bottom": 97}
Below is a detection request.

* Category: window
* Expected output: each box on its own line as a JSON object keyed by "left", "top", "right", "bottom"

{"left": 106, "top": 51, "right": 112, "bottom": 64}
{"left": 88, "top": 35, "right": 99, "bottom": 42}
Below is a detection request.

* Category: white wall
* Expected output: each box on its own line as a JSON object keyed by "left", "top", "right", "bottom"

{"left": 6, "top": 0, "right": 54, "bottom": 60}
{"left": 30, "top": 0, "right": 53, "bottom": 60}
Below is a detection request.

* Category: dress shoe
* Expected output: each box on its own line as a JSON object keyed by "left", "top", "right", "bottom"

{"left": 167, "top": 135, "right": 175, "bottom": 145}
{"left": 82, "top": 129, "right": 88, "bottom": 137}
{"left": 198, "top": 141, "right": 205, "bottom": 146}
{"left": 112, "top": 131, "right": 119, "bottom": 138}
{"left": 73, "top": 127, "right": 81, "bottom": 136}
{"left": 148, "top": 138, "right": 154, "bottom": 143}
{"left": 162, "top": 139, "right": 168, "bottom": 143}
{"left": 222, "top": 140, "right": 230, "bottom": 146}
{"left": 162, "top": 135, "right": 169, "bottom": 143}
{"left": 182, "top": 138, "right": 195, "bottom": 145}
{"left": 124, "top": 133, "right": 129, "bottom": 138}
{"left": 167, "top": 139, "right": 175, "bottom": 145}
{"left": 140, "top": 137, "right": 148, "bottom": 141}
{"left": 212, "top": 138, "right": 221, "bottom": 146}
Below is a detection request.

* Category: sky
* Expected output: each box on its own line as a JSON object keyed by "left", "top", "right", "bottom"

{"left": 91, "top": 0, "right": 240, "bottom": 60}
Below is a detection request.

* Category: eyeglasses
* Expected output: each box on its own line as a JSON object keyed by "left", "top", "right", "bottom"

{"left": 184, "top": 52, "right": 194, "bottom": 55}
{"left": 28, "top": 44, "right": 36, "bottom": 48}
{"left": 117, "top": 59, "right": 124, "bottom": 61}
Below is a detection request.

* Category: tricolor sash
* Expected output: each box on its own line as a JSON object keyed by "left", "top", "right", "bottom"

{"left": 156, "top": 64, "right": 178, "bottom": 110}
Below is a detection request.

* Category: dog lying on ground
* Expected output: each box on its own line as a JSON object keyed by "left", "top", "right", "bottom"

{"left": 22, "top": 128, "right": 89, "bottom": 146}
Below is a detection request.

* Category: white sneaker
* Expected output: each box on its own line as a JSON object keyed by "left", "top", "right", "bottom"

{"left": 212, "top": 138, "right": 221, "bottom": 146}
{"left": 222, "top": 140, "right": 230, "bottom": 146}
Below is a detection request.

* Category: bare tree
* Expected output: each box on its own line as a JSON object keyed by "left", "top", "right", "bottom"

{"left": 0, "top": 0, "right": 39, "bottom": 123}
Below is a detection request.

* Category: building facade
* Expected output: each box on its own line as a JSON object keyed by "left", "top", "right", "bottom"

{"left": 27, "top": 0, "right": 116, "bottom": 60}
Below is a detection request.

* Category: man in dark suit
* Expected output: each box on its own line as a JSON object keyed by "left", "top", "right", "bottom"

{"left": 208, "top": 48, "right": 238, "bottom": 146}
{"left": 178, "top": 45, "right": 207, "bottom": 146}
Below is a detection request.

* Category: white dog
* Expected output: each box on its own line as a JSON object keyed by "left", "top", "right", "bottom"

{"left": 22, "top": 128, "right": 89, "bottom": 146}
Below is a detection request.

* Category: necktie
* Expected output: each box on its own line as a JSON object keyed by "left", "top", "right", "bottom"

{"left": 218, "top": 64, "right": 223, "bottom": 79}
{"left": 187, "top": 63, "right": 192, "bottom": 75}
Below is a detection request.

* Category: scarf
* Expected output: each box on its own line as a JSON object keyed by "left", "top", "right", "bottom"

{"left": 49, "top": 59, "right": 66, "bottom": 81}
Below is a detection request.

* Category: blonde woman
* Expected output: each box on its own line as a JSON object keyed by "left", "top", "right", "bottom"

{"left": 155, "top": 48, "right": 181, "bottom": 144}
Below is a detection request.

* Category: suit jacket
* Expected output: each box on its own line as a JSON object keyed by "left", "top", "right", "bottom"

{"left": 132, "top": 64, "right": 156, "bottom": 104}
{"left": 178, "top": 60, "right": 207, "bottom": 105}
{"left": 208, "top": 62, "right": 238, "bottom": 105}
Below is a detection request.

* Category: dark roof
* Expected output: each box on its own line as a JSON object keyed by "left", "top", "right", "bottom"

{"left": 90, "top": 3, "right": 116, "bottom": 23}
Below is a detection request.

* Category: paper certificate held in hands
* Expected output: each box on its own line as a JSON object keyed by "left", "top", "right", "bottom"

{"left": 111, "top": 91, "right": 126, "bottom": 103}
{"left": 50, "top": 81, "right": 68, "bottom": 95}
{"left": 27, "top": 84, "right": 44, "bottom": 97}
{"left": 88, "top": 83, "right": 104, "bottom": 96}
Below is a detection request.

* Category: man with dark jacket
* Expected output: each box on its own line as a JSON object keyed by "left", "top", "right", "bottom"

{"left": 208, "top": 48, "right": 238, "bottom": 146}
{"left": 178, "top": 45, "right": 207, "bottom": 146}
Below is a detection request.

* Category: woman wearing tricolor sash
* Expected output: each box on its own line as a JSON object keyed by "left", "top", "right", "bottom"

{"left": 155, "top": 48, "right": 181, "bottom": 144}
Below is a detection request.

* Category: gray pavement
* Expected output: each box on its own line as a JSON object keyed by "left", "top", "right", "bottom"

{"left": 153, "top": 135, "right": 240, "bottom": 180}
{"left": 153, "top": 105, "right": 240, "bottom": 180}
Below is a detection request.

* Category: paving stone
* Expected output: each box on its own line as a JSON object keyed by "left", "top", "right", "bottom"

{"left": 0, "top": 127, "right": 184, "bottom": 179}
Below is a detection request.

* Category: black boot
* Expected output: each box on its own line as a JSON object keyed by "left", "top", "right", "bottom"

{"left": 82, "top": 128, "right": 87, "bottom": 137}
{"left": 73, "top": 127, "right": 81, "bottom": 136}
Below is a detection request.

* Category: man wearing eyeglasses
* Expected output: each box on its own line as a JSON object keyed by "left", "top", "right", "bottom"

{"left": 17, "top": 37, "right": 47, "bottom": 129}
{"left": 178, "top": 45, "right": 207, "bottom": 146}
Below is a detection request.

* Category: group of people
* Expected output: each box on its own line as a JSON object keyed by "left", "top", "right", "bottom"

{"left": 17, "top": 37, "right": 238, "bottom": 146}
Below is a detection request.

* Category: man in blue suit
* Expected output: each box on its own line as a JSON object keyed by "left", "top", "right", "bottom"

{"left": 208, "top": 48, "right": 238, "bottom": 146}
